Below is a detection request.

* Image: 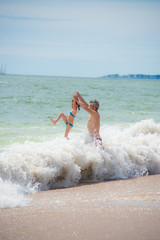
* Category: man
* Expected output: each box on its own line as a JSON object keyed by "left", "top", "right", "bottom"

{"left": 76, "top": 92, "right": 102, "bottom": 145}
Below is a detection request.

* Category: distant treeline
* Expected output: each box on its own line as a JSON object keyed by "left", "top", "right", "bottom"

{"left": 101, "top": 74, "right": 160, "bottom": 79}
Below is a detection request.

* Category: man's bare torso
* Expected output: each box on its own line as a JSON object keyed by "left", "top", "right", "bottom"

{"left": 87, "top": 113, "right": 100, "bottom": 137}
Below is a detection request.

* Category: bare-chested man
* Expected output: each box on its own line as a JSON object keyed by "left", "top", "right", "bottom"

{"left": 76, "top": 92, "right": 102, "bottom": 145}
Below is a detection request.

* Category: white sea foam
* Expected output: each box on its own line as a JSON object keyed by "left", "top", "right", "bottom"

{"left": 0, "top": 119, "right": 160, "bottom": 209}
{"left": 0, "top": 178, "right": 31, "bottom": 209}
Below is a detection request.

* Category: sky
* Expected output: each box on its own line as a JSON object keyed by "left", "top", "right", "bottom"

{"left": 0, "top": 0, "right": 160, "bottom": 77}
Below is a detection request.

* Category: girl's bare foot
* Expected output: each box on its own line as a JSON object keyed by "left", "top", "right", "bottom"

{"left": 50, "top": 118, "right": 56, "bottom": 125}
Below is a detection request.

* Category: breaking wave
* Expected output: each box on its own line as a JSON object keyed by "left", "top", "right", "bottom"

{"left": 0, "top": 119, "right": 160, "bottom": 209}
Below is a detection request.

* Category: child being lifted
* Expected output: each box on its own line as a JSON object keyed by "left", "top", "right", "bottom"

{"left": 50, "top": 95, "right": 80, "bottom": 140}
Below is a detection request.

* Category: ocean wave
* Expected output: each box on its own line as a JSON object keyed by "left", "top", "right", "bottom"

{"left": 0, "top": 178, "right": 31, "bottom": 209}
{"left": 0, "top": 119, "right": 160, "bottom": 209}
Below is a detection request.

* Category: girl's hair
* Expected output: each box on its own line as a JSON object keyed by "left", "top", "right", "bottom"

{"left": 76, "top": 101, "right": 80, "bottom": 110}
{"left": 72, "top": 99, "right": 80, "bottom": 110}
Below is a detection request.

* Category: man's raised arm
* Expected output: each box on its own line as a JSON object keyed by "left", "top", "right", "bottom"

{"left": 76, "top": 92, "right": 88, "bottom": 108}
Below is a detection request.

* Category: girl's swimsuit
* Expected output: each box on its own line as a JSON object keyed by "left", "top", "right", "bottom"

{"left": 70, "top": 112, "right": 75, "bottom": 117}
{"left": 66, "top": 121, "right": 73, "bottom": 127}
{"left": 66, "top": 112, "right": 75, "bottom": 127}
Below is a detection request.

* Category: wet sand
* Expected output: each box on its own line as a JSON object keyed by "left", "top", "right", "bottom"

{"left": 1, "top": 175, "right": 160, "bottom": 240}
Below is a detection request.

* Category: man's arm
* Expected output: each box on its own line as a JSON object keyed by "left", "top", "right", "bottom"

{"left": 76, "top": 92, "right": 97, "bottom": 115}
{"left": 76, "top": 92, "right": 88, "bottom": 108}
{"left": 81, "top": 104, "right": 96, "bottom": 115}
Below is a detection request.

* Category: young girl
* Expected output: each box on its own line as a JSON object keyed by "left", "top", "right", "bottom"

{"left": 50, "top": 95, "right": 80, "bottom": 139}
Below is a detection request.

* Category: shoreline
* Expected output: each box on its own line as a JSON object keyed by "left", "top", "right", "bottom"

{"left": 1, "top": 174, "right": 160, "bottom": 240}
{"left": 1, "top": 73, "right": 160, "bottom": 79}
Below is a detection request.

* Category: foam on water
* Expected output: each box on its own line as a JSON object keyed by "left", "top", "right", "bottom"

{"left": 0, "top": 119, "right": 160, "bottom": 209}
{"left": 0, "top": 179, "right": 31, "bottom": 209}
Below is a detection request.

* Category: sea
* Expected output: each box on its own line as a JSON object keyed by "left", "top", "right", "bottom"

{"left": 0, "top": 74, "right": 160, "bottom": 209}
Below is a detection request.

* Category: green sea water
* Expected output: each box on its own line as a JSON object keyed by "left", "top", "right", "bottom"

{"left": 1, "top": 74, "right": 160, "bottom": 209}
{"left": 0, "top": 74, "right": 160, "bottom": 146}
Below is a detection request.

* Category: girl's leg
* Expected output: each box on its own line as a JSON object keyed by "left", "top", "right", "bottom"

{"left": 50, "top": 112, "right": 67, "bottom": 125}
{"left": 64, "top": 124, "right": 72, "bottom": 139}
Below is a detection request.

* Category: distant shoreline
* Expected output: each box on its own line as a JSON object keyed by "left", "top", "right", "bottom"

{"left": 1, "top": 73, "right": 160, "bottom": 79}
{"left": 101, "top": 74, "right": 160, "bottom": 79}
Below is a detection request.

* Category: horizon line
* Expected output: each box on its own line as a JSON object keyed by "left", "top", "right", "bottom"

{"left": 1, "top": 73, "right": 160, "bottom": 79}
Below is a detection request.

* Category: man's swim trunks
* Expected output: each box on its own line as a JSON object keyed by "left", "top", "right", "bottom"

{"left": 95, "top": 137, "right": 102, "bottom": 146}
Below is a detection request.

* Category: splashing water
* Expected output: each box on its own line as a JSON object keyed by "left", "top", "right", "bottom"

{"left": 0, "top": 119, "right": 160, "bottom": 209}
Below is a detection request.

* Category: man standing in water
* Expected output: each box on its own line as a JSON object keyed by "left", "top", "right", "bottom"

{"left": 76, "top": 92, "right": 102, "bottom": 145}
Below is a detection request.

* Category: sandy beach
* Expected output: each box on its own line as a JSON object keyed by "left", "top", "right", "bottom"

{"left": 1, "top": 174, "right": 160, "bottom": 240}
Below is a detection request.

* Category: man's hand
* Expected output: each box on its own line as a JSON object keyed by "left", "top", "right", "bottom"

{"left": 76, "top": 92, "right": 80, "bottom": 98}
{"left": 73, "top": 94, "right": 78, "bottom": 101}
